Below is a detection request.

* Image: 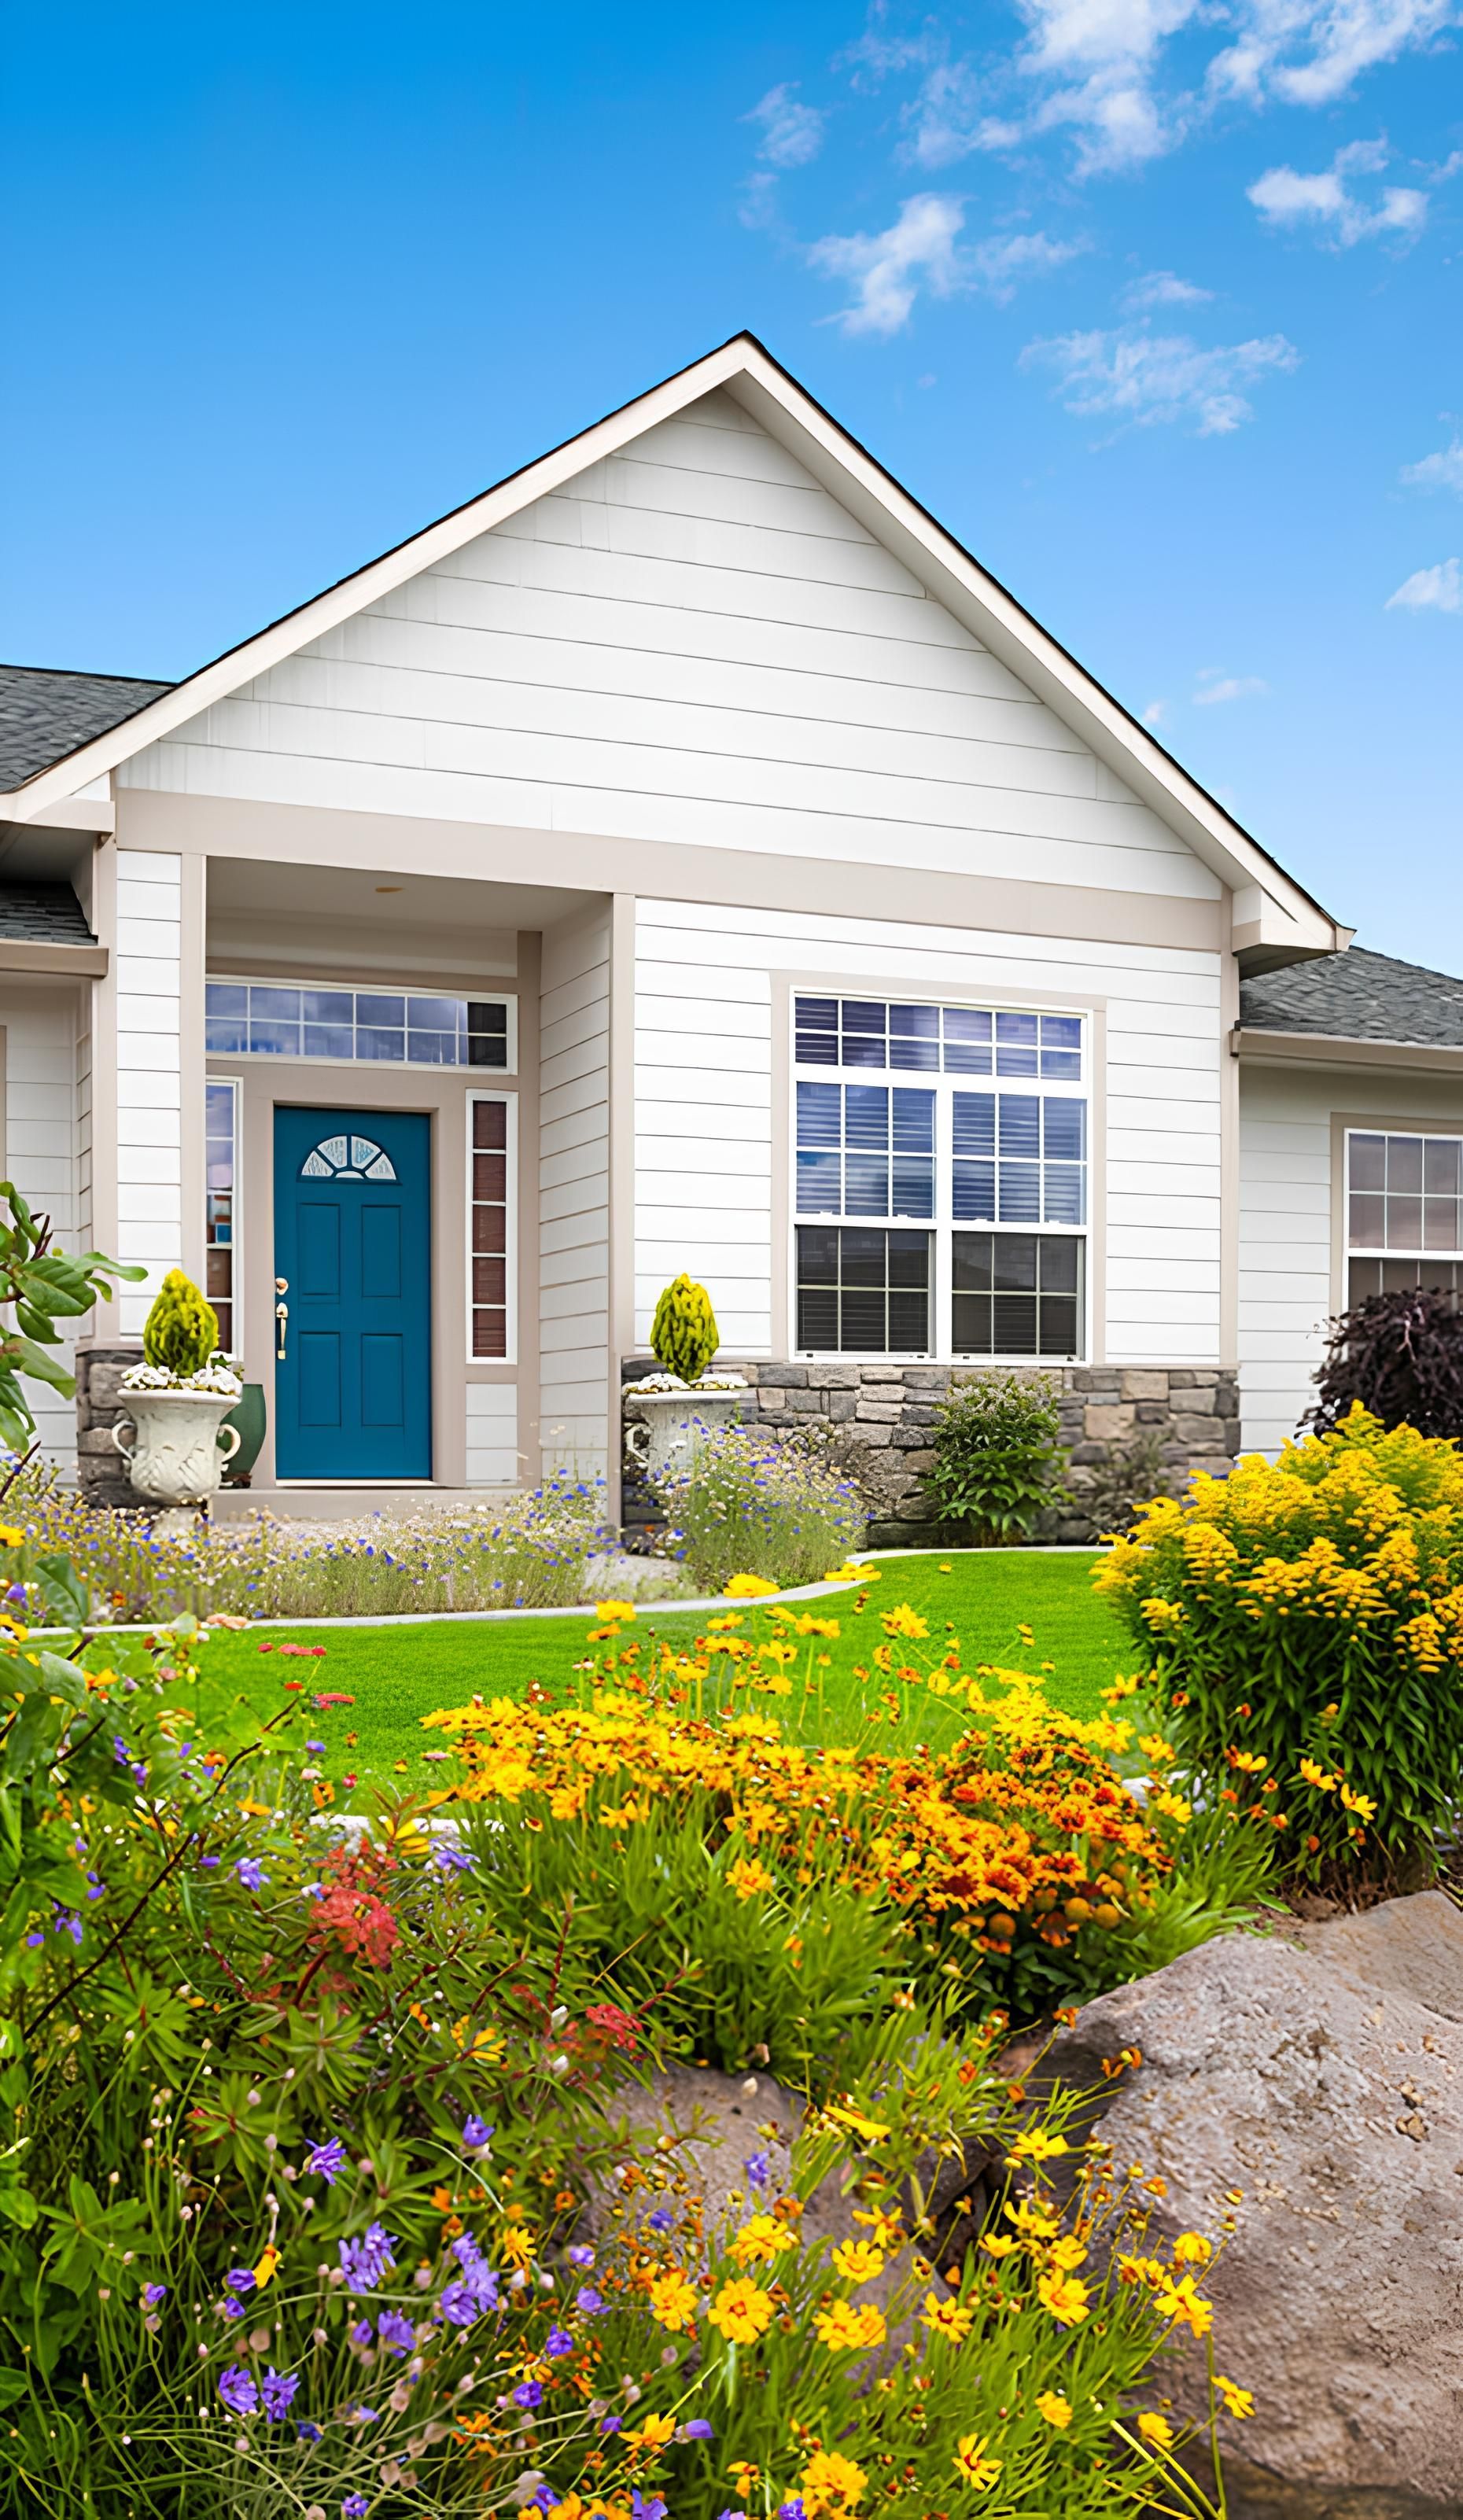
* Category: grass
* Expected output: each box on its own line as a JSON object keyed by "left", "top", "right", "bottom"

{"left": 139, "top": 1549, "right": 1135, "bottom": 1792}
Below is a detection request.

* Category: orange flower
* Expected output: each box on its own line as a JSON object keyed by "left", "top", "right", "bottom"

{"left": 706, "top": 2278, "right": 773, "bottom": 2344}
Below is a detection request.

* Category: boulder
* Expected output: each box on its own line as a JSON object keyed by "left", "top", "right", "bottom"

{"left": 1044, "top": 1893, "right": 1463, "bottom": 2515}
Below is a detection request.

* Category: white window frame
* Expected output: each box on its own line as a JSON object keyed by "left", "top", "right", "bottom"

{"left": 205, "top": 1075, "right": 241, "bottom": 1362}
{"left": 205, "top": 976, "right": 518, "bottom": 1076}
{"left": 789, "top": 994, "right": 1090, "bottom": 1365}
{"left": 1344, "top": 1125, "right": 1463, "bottom": 1282}
{"left": 466, "top": 1091, "right": 517, "bottom": 1366}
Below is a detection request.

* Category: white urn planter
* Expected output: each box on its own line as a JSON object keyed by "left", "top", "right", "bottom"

{"left": 623, "top": 1381, "right": 746, "bottom": 1480}
{"left": 112, "top": 1389, "right": 241, "bottom": 1525}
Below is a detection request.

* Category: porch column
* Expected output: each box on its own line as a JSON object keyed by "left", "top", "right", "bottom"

{"left": 111, "top": 846, "right": 204, "bottom": 1334}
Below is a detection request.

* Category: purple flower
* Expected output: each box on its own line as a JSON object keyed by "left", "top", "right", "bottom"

{"left": 53, "top": 1909, "right": 83, "bottom": 1947}
{"left": 376, "top": 2310, "right": 414, "bottom": 2356}
{"left": 296, "top": 2419, "right": 322, "bottom": 2442}
{"left": 24, "top": 1933, "right": 42, "bottom": 1949}
{"left": 544, "top": 2327, "right": 574, "bottom": 2359}
{"left": 225, "top": 2268, "right": 257, "bottom": 2298}
{"left": 462, "top": 2115, "right": 493, "bottom": 2150}
{"left": 234, "top": 1857, "right": 267, "bottom": 1892}
{"left": 350, "top": 2319, "right": 373, "bottom": 2346}
{"left": 449, "top": 2232, "right": 500, "bottom": 2311}
{"left": 575, "top": 2286, "right": 606, "bottom": 2316}
{"left": 142, "top": 2284, "right": 167, "bottom": 2308}
{"left": 599, "top": 2414, "right": 622, "bottom": 2433}
{"left": 355, "top": 2404, "right": 379, "bottom": 2423}
{"left": 744, "top": 2151, "right": 772, "bottom": 2191}
{"left": 433, "top": 1837, "right": 474, "bottom": 1873}
{"left": 717, "top": 2509, "right": 750, "bottom": 2520}
{"left": 112, "top": 1736, "right": 129, "bottom": 1765}
{"left": 777, "top": 2503, "right": 808, "bottom": 2520}
{"left": 6, "top": 1582, "right": 26, "bottom": 1604}
{"left": 261, "top": 2367, "right": 300, "bottom": 2422}
{"left": 218, "top": 2365, "right": 260, "bottom": 2416}
{"left": 566, "top": 2243, "right": 595, "bottom": 2268}
{"left": 513, "top": 2382, "right": 543, "bottom": 2411}
{"left": 305, "top": 1738, "right": 326, "bottom": 1752}
{"left": 683, "top": 2418, "right": 714, "bottom": 2440}
{"left": 304, "top": 2136, "right": 347, "bottom": 2186}
{"left": 438, "top": 2279, "right": 479, "bottom": 2327}
{"left": 646, "top": 2208, "right": 673, "bottom": 2234}
{"left": 632, "top": 2498, "right": 666, "bottom": 2520}
{"left": 342, "top": 2500, "right": 370, "bottom": 2519}
{"left": 200, "top": 1854, "right": 219, "bottom": 1870}
{"left": 338, "top": 2223, "right": 396, "bottom": 2291}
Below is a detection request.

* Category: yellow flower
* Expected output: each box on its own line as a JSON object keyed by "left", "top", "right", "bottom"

{"left": 880, "top": 1604, "right": 929, "bottom": 1640}
{"left": 851, "top": 2202, "right": 904, "bottom": 2249}
{"left": 1036, "top": 2391, "right": 1073, "bottom": 2429}
{"left": 724, "top": 1572, "right": 780, "bottom": 1598}
{"left": 827, "top": 2103, "right": 890, "bottom": 2145}
{"left": 831, "top": 2239, "right": 885, "bottom": 2285}
{"left": 0, "top": 1526, "right": 23, "bottom": 1549}
{"left": 1137, "top": 2411, "right": 1174, "bottom": 2450}
{"left": 1299, "top": 1757, "right": 1336, "bottom": 1791}
{"left": 1171, "top": 2231, "right": 1212, "bottom": 2267}
{"left": 251, "top": 2245, "right": 279, "bottom": 2290}
{"left": 800, "top": 2449, "right": 868, "bottom": 2514}
{"left": 1156, "top": 2274, "right": 1213, "bottom": 2338}
{"left": 500, "top": 2225, "right": 535, "bottom": 2271}
{"left": 731, "top": 2214, "right": 797, "bottom": 2268}
{"left": 1008, "top": 2128, "right": 1068, "bottom": 2164}
{"left": 1037, "top": 2270, "right": 1090, "bottom": 2327}
{"left": 647, "top": 2269, "right": 698, "bottom": 2330}
{"left": 1047, "top": 2234, "right": 1088, "bottom": 2271}
{"left": 814, "top": 2300, "right": 886, "bottom": 2352}
{"left": 918, "top": 2290, "right": 974, "bottom": 2341}
{"left": 1215, "top": 2375, "right": 1255, "bottom": 2421}
{"left": 728, "top": 1856, "right": 775, "bottom": 1900}
{"left": 594, "top": 1600, "right": 637, "bottom": 1622}
{"left": 979, "top": 2234, "right": 1018, "bottom": 2259}
{"left": 1340, "top": 1783, "right": 1376, "bottom": 1820}
{"left": 707, "top": 2278, "right": 773, "bottom": 2343}
{"left": 953, "top": 2434, "right": 1003, "bottom": 2489}
{"left": 625, "top": 2412, "right": 676, "bottom": 2452}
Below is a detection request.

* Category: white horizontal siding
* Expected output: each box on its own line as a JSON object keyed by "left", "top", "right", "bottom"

{"left": 540, "top": 910, "right": 610, "bottom": 1476}
{"left": 115, "top": 853, "right": 182, "bottom": 1337}
{"left": 121, "top": 387, "right": 1218, "bottom": 907}
{"left": 633, "top": 897, "right": 1224, "bottom": 1365}
{"left": 465, "top": 1383, "right": 518, "bottom": 1488}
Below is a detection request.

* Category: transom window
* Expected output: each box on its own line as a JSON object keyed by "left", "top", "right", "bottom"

{"left": 300, "top": 1133, "right": 397, "bottom": 1182}
{"left": 1347, "top": 1129, "right": 1463, "bottom": 1306}
{"left": 794, "top": 993, "right": 1088, "bottom": 1360}
{"left": 206, "top": 980, "right": 510, "bottom": 1069}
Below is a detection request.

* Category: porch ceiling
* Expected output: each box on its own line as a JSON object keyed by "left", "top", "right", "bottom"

{"left": 205, "top": 854, "right": 605, "bottom": 989}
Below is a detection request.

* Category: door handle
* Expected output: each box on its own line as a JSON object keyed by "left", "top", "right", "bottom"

{"left": 275, "top": 1301, "right": 289, "bottom": 1361}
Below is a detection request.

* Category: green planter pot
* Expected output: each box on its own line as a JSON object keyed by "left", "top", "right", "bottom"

{"left": 222, "top": 1381, "right": 267, "bottom": 1487}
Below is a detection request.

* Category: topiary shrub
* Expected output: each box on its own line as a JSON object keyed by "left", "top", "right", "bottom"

{"left": 1096, "top": 1403, "right": 1463, "bottom": 1885}
{"left": 1310, "top": 1284, "right": 1463, "bottom": 1439}
{"left": 925, "top": 1371, "right": 1063, "bottom": 1546}
{"left": 142, "top": 1268, "right": 219, "bottom": 1380}
{"left": 650, "top": 1273, "right": 719, "bottom": 1383}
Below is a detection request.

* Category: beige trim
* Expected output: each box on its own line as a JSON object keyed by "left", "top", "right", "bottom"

{"left": 4, "top": 337, "right": 1343, "bottom": 960}
{"left": 1328, "top": 1104, "right": 1463, "bottom": 1316}
{"left": 1238, "top": 1028, "right": 1463, "bottom": 1077}
{"left": 511, "top": 930, "right": 542, "bottom": 1487}
{"left": 179, "top": 854, "right": 207, "bottom": 1284}
{"left": 606, "top": 894, "right": 636, "bottom": 1524}
{"left": 208, "top": 949, "right": 518, "bottom": 1002}
{"left": 1219, "top": 895, "right": 1240, "bottom": 1367}
{"left": 0, "top": 1024, "right": 7, "bottom": 1181}
{"left": 0, "top": 939, "right": 108, "bottom": 978}
{"left": 1089, "top": 1001, "right": 1107, "bottom": 1367}
{"left": 114, "top": 789, "right": 1227, "bottom": 955}
{"left": 88, "top": 839, "right": 120, "bottom": 1258}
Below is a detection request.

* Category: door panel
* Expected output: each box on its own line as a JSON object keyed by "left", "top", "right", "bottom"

{"left": 274, "top": 1108, "right": 432, "bottom": 1479}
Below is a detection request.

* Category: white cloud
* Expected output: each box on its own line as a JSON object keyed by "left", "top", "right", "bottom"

{"left": 1402, "top": 439, "right": 1463, "bottom": 493}
{"left": 744, "top": 83, "right": 827, "bottom": 169}
{"left": 1141, "top": 697, "right": 1171, "bottom": 726}
{"left": 809, "top": 193, "right": 967, "bottom": 336}
{"left": 1387, "top": 557, "right": 1463, "bottom": 611}
{"left": 1211, "top": 0, "right": 1456, "bottom": 109}
{"left": 1248, "top": 137, "right": 1428, "bottom": 244}
{"left": 971, "top": 227, "right": 1091, "bottom": 298}
{"left": 1193, "top": 668, "right": 1270, "bottom": 702}
{"left": 1023, "top": 322, "right": 1299, "bottom": 432}
{"left": 1122, "top": 268, "right": 1214, "bottom": 308}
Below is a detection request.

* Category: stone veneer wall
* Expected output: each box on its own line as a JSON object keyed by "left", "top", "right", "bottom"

{"left": 621, "top": 1359, "right": 1240, "bottom": 1546}
{"left": 75, "top": 1343, "right": 146, "bottom": 1509}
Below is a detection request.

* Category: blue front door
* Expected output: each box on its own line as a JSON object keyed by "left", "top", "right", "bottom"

{"left": 273, "top": 1108, "right": 432, "bottom": 1480}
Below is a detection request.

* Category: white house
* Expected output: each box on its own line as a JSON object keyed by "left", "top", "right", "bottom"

{"left": 0, "top": 334, "right": 1457, "bottom": 1512}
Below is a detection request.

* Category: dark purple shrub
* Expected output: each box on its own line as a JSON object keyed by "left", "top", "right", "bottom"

{"left": 1310, "top": 1286, "right": 1463, "bottom": 1440}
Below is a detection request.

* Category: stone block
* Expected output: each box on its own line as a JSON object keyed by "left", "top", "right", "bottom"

{"left": 1214, "top": 1383, "right": 1240, "bottom": 1418}
{"left": 1071, "top": 1368, "right": 1118, "bottom": 1394}
{"left": 773, "top": 1364, "right": 808, "bottom": 1388}
{"left": 78, "top": 1425, "right": 127, "bottom": 1456}
{"left": 83, "top": 1361, "right": 132, "bottom": 1413}
{"left": 1174, "top": 1383, "right": 1217, "bottom": 1413}
{"left": 859, "top": 1366, "right": 905, "bottom": 1383}
{"left": 1118, "top": 1369, "right": 1169, "bottom": 1401}
{"left": 1083, "top": 1403, "right": 1136, "bottom": 1442}
{"left": 1067, "top": 1441, "right": 1107, "bottom": 1466}
{"left": 902, "top": 1449, "right": 935, "bottom": 1473}
{"left": 854, "top": 1401, "right": 904, "bottom": 1424}
{"left": 827, "top": 1390, "right": 857, "bottom": 1421}
{"left": 813, "top": 1363, "right": 860, "bottom": 1390}
{"left": 902, "top": 1368, "right": 946, "bottom": 1391}
{"left": 756, "top": 1389, "right": 786, "bottom": 1412}
{"left": 1134, "top": 1400, "right": 1168, "bottom": 1424}
{"left": 1171, "top": 1412, "right": 1227, "bottom": 1447}
{"left": 852, "top": 1421, "right": 894, "bottom": 1446}
{"left": 782, "top": 1389, "right": 824, "bottom": 1413}
{"left": 1166, "top": 1369, "right": 1197, "bottom": 1388}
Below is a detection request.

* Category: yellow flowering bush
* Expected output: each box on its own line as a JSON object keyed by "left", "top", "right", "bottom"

{"left": 1097, "top": 1404, "right": 1463, "bottom": 1879}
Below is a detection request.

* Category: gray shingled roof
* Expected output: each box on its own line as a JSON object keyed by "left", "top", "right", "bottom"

{"left": 0, "top": 882, "right": 98, "bottom": 947}
{"left": 0, "top": 664, "right": 174, "bottom": 792}
{"left": 1240, "top": 945, "right": 1463, "bottom": 1049}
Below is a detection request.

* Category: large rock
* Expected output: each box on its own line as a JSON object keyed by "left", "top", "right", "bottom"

{"left": 1044, "top": 1894, "right": 1463, "bottom": 2515}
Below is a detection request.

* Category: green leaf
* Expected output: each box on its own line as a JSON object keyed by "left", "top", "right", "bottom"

{"left": 8, "top": 1339, "right": 76, "bottom": 1395}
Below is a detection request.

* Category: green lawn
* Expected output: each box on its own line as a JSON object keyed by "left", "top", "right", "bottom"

{"left": 147, "top": 1549, "right": 1136, "bottom": 1792}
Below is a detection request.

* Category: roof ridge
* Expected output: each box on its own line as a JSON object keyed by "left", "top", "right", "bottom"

{"left": 0, "top": 662, "right": 175, "bottom": 686}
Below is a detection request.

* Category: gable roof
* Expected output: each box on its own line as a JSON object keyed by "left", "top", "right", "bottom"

{"left": 0, "top": 879, "right": 98, "bottom": 947}
{"left": 1240, "top": 945, "right": 1463, "bottom": 1050}
{"left": 0, "top": 333, "right": 1344, "bottom": 966}
{"left": 0, "top": 664, "right": 174, "bottom": 790}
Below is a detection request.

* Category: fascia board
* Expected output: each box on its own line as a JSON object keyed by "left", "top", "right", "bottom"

{"left": 724, "top": 358, "right": 1343, "bottom": 956}
{"left": 0, "top": 341, "right": 754, "bottom": 824}
{"left": 1236, "top": 1027, "right": 1463, "bottom": 1076}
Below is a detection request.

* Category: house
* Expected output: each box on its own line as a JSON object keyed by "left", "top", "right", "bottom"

{"left": 0, "top": 333, "right": 1456, "bottom": 1520}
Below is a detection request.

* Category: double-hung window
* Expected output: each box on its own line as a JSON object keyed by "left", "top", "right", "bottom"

{"left": 1347, "top": 1129, "right": 1463, "bottom": 1303}
{"left": 793, "top": 994, "right": 1088, "bottom": 1358}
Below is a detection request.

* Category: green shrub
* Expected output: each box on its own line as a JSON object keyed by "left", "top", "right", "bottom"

{"left": 0, "top": 1181, "right": 142, "bottom": 1453}
{"left": 927, "top": 1370, "right": 1063, "bottom": 1544}
{"left": 1097, "top": 1404, "right": 1463, "bottom": 1883}
{"left": 142, "top": 1268, "right": 219, "bottom": 1378}
{"left": 654, "top": 1420, "right": 864, "bottom": 1590}
{"left": 650, "top": 1271, "right": 719, "bottom": 1380}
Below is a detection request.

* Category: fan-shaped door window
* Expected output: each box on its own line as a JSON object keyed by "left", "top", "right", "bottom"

{"left": 298, "top": 1133, "right": 398, "bottom": 1182}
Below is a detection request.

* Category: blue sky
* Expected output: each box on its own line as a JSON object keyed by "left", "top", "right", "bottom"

{"left": 5, "top": 1, "right": 1461, "bottom": 962}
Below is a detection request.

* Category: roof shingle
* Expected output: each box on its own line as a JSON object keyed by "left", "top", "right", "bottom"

{"left": 0, "top": 664, "right": 174, "bottom": 792}
{"left": 1240, "top": 945, "right": 1463, "bottom": 1050}
{"left": 0, "top": 882, "right": 98, "bottom": 947}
